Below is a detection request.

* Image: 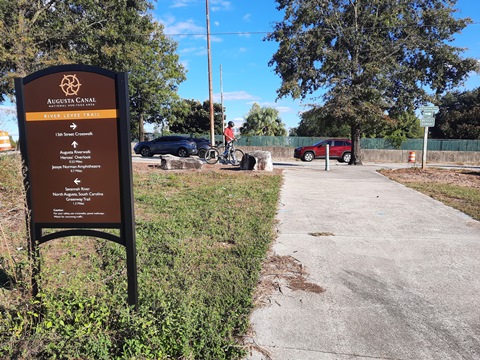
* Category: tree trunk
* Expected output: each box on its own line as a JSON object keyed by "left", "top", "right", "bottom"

{"left": 349, "top": 123, "right": 363, "bottom": 165}
{"left": 139, "top": 114, "right": 145, "bottom": 142}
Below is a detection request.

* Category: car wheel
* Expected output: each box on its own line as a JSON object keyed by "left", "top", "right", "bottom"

{"left": 177, "top": 147, "right": 188, "bottom": 157}
{"left": 198, "top": 148, "right": 207, "bottom": 159}
{"left": 140, "top": 146, "right": 153, "bottom": 157}
{"left": 342, "top": 152, "right": 351, "bottom": 163}
{"left": 302, "top": 151, "right": 314, "bottom": 162}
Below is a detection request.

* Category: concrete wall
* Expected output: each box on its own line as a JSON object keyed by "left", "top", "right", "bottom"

{"left": 238, "top": 146, "right": 480, "bottom": 164}
{"left": 131, "top": 143, "right": 480, "bottom": 164}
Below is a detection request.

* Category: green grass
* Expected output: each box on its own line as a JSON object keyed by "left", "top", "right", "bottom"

{"left": 379, "top": 168, "right": 480, "bottom": 222}
{"left": 405, "top": 182, "right": 480, "bottom": 221}
{"left": 0, "top": 154, "right": 282, "bottom": 359}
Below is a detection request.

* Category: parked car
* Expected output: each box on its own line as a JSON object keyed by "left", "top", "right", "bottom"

{"left": 294, "top": 139, "right": 352, "bottom": 163}
{"left": 189, "top": 137, "right": 210, "bottom": 158}
{"left": 134, "top": 136, "right": 197, "bottom": 157}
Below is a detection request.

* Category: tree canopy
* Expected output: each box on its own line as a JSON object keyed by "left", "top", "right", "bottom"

{"left": 295, "top": 106, "right": 350, "bottom": 137}
{"left": 168, "top": 99, "right": 224, "bottom": 136}
{"left": 240, "top": 103, "right": 288, "bottom": 136}
{"left": 267, "top": 0, "right": 478, "bottom": 163}
{"left": 432, "top": 88, "right": 480, "bottom": 139}
{"left": 0, "top": 0, "right": 185, "bottom": 139}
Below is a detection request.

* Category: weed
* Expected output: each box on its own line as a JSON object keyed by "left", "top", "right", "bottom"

{"left": 0, "top": 160, "right": 282, "bottom": 359}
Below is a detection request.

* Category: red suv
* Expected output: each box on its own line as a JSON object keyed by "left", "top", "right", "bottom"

{"left": 294, "top": 139, "right": 352, "bottom": 163}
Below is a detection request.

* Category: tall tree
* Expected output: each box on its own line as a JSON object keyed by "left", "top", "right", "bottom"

{"left": 0, "top": 0, "right": 185, "bottom": 139}
{"left": 168, "top": 99, "right": 224, "bottom": 136}
{"left": 431, "top": 88, "right": 480, "bottom": 139}
{"left": 296, "top": 106, "right": 350, "bottom": 137}
{"left": 267, "top": 0, "right": 477, "bottom": 164}
{"left": 128, "top": 22, "right": 186, "bottom": 141}
{"left": 240, "top": 103, "right": 288, "bottom": 136}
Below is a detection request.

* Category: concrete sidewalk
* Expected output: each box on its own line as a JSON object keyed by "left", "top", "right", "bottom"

{"left": 246, "top": 162, "right": 480, "bottom": 360}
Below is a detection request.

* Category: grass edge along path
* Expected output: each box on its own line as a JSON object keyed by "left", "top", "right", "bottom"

{"left": 0, "top": 155, "right": 283, "bottom": 360}
{"left": 378, "top": 167, "right": 480, "bottom": 221}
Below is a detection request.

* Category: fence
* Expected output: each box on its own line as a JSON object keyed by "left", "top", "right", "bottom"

{"left": 230, "top": 136, "right": 480, "bottom": 151}
{"left": 163, "top": 134, "right": 480, "bottom": 152}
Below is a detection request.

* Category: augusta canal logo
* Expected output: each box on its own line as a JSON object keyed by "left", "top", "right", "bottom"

{"left": 59, "top": 74, "right": 82, "bottom": 96}
{"left": 46, "top": 74, "right": 96, "bottom": 107}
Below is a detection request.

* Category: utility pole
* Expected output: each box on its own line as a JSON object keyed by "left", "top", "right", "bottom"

{"left": 220, "top": 64, "right": 225, "bottom": 134}
{"left": 206, "top": 0, "right": 215, "bottom": 145}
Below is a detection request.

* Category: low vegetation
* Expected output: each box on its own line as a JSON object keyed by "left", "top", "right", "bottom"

{"left": 379, "top": 167, "right": 480, "bottom": 221}
{"left": 0, "top": 154, "right": 282, "bottom": 359}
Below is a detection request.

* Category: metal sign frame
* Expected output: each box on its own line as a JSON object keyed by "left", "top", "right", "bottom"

{"left": 418, "top": 105, "right": 439, "bottom": 170}
{"left": 15, "top": 65, "right": 137, "bottom": 308}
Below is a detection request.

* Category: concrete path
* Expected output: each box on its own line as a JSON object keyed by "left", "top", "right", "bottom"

{"left": 246, "top": 162, "right": 480, "bottom": 360}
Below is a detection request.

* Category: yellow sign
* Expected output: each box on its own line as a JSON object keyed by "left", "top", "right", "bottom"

{"left": 25, "top": 109, "right": 118, "bottom": 121}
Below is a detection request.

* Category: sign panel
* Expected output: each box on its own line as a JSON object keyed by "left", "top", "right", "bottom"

{"left": 22, "top": 71, "right": 121, "bottom": 223}
{"left": 420, "top": 117, "right": 435, "bottom": 127}
{"left": 16, "top": 65, "right": 138, "bottom": 307}
{"left": 419, "top": 106, "right": 439, "bottom": 128}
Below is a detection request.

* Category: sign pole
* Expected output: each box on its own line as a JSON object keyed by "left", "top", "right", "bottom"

{"left": 422, "top": 126, "right": 428, "bottom": 170}
{"left": 419, "top": 105, "right": 439, "bottom": 171}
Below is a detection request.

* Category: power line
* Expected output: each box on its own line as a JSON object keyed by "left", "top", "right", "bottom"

{"left": 163, "top": 22, "right": 480, "bottom": 38}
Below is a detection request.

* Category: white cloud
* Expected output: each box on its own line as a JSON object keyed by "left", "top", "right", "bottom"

{"left": 245, "top": 101, "right": 293, "bottom": 114}
{"left": 275, "top": 106, "right": 293, "bottom": 114}
{"left": 242, "top": 13, "right": 251, "bottom": 22}
{"left": 213, "top": 91, "right": 259, "bottom": 102}
{"left": 160, "top": 16, "right": 222, "bottom": 42}
{"left": 161, "top": 17, "right": 204, "bottom": 38}
{"left": 170, "top": 0, "right": 196, "bottom": 8}
{"left": 210, "top": 0, "right": 232, "bottom": 11}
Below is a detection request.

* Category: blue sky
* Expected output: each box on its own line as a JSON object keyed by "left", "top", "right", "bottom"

{"left": 154, "top": 0, "right": 480, "bottom": 133}
{"left": 1, "top": 0, "right": 479, "bottom": 139}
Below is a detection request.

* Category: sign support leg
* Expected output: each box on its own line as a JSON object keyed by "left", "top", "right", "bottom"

{"left": 422, "top": 126, "right": 428, "bottom": 170}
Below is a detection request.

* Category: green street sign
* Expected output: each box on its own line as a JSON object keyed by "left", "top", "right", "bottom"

{"left": 420, "top": 117, "right": 435, "bottom": 127}
{"left": 419, "top": 106, "right": 439, "bottom": 127}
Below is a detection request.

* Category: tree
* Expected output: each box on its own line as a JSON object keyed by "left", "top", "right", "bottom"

{"left": 431, "top": 88, "right": 480, "bottom": 139}
{"left": 168, "top": 99, "right": 224, "bottom": 136}
{"left": 128, "top": 22, "right": 186, "bottom": 141}
{"left": 0, "top": 1, "right": 185, "bottom": 140}
{"left": 240, "top": 103, "right": 287, "bottom": 136}
{"left": 267, "top": 0, "right": 478, "bottom": 164}
{"left": 295, "top": 106, "right": 350, "bottom": 137}
{"left": 373, "top": 111, "right": 424, "bottom": 149}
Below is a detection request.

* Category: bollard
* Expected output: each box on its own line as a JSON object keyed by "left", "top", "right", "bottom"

{"left": 325, "top": 144, "right": 330, "bottom": 171}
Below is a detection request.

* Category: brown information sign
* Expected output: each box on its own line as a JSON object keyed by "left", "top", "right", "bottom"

{"left": 22, "top": 71, "right": 121, "bottom": 223}
{"left": 16, "top": 65, "right": 138, "bottom": 307}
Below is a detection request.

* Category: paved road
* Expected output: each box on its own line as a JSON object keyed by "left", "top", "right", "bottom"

{"left": 246, "top": 162, "right": 480, "bottom": 360}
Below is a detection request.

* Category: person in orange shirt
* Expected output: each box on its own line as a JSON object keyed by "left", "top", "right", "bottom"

{"left": 223, "top": 121, "right": 236, "bottom": 157}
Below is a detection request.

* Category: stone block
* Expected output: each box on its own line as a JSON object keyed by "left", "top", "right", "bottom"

{"left": 160, "top": 155, "right": 203, "bottom": 170}
{"left": 240, "top": 150, "right": 273, "bottom": 171}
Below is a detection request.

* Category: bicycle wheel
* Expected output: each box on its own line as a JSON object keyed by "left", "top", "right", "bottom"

{"left": 229, "top": 149, "right": 244, "bottom": 166}
{"left": 204, "top": 147, "right": 220, "bottom": 164}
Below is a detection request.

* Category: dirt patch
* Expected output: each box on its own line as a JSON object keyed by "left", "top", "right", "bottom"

{"left": 379, "top": 167, "right": 480, "bottom": 188}
{"left": 309, "top": 232, "right": 335, "bottom": 237}
{"left": 253, "top": 254, "right": 325, "bottom": 306}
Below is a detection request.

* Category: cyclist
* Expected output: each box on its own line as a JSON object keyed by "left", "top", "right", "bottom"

{"left": 223, "top": 121, "right": 236, "bottom": 157}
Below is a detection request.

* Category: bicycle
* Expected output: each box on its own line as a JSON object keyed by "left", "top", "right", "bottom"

{"left": 204, "top": 139, "right": 244, "bottom": 166}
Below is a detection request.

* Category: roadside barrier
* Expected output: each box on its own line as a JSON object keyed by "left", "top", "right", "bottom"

{"left": 0, "top": 131, "right": 12, "bottom": 151}
{"left": 408, "top": 151, "right": 416, "bottom": 163}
